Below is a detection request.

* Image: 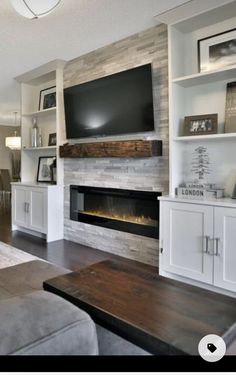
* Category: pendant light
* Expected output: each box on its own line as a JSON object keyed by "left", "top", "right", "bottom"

{"left": 10, "top": 0, "right": 61, "bottom": 19}
{"left": 5, "top": 112, "right": 21, "bottom": 150}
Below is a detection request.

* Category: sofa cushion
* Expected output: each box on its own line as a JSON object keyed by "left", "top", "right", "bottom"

{"left": 0, "top": 290, "right": 98, "bottom": 355}
{"left": 0, "top": 260, "right": 69, "bottom": 301}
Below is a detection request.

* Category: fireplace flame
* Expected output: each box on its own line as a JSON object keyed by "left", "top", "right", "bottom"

{"left": 82, "top": 210, "right": 157, "bottom": 226}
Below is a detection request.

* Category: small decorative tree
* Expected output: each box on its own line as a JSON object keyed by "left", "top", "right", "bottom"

{"left": 191, "top": 146, "right": 211, "bottom": 181}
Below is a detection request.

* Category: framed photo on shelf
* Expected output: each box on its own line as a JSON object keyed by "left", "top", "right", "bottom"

{"left": 184, "top": 114, "right": 218, "bottom": 136}
{"left": 225, "top": 81, "right": 236, "bottom": 133}
{"left": 198, "top": 29, "right": 236, "bottom": 72}
{"left": 48, "top": 133, "right": 57, "bottom": 146}
{"left": 37, "top": 156, "right": 57, "bottom": 183}
{"left": 39, "top": 86, "right": 56, "bottom": 111}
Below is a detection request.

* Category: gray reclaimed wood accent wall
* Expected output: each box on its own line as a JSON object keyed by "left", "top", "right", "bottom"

{"left": 63, "top": 25, "right": 169, "bottom": 267}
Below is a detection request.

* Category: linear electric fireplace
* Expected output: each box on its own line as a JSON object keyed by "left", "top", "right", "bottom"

{"left": 70, "top": 186, "right": 161, "bottom": 239}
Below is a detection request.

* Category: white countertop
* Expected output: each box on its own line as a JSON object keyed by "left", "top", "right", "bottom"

{"left": 158, "top": 195, "right": 236, "bottom": 208}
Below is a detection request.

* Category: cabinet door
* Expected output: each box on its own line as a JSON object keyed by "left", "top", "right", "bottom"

{"left": 162, "top": 202, "right": 213, "bottom": 284}
{"left": 12, "top": 187, "right": 27, "bottom": 227}
{"left": 214, "top": 207, "right": 236, "bottom": 292}
{"left": 28, "top": 188, "right": 47, "bottom": 233}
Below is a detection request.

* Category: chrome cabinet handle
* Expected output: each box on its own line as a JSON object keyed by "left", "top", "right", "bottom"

{"left": 204, "top": 235, "right": 210, "bottom": 254}
{"left": 24, "top": 202, "right": 30, "bottom": 213}
{"left": 215, "top": 238, "right": 220, "bottom": 256}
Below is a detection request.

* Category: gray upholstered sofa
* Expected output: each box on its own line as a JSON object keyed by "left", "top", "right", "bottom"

{"left": 0, "top": 260, "right": 98, "bottom": 355}
{"left": 0, "top": 259, "right": 149, "bottom": 355}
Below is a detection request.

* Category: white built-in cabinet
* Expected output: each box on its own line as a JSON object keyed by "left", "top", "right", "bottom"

{"left": 161, "top": 201, "right": 213, "bottom": 284}
{"left": 156, "top": 2, "right": 236, "bottom": 296}
{"left": 214, "top": 207, "right": 236, "bottom": 292}
{"left": 12, "top": 60, "right": 67, "bottom": 241}
{"left": 12, "top": 184, "right": 46, "bottom": 232}
{"left": 12, "top": 183, "right": 63, "bottom": 242}
{"left": 160, "top": 198, "right": 236, "bottom": 295}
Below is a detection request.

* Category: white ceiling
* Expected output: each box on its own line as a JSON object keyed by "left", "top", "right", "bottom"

{"left": 0, "top": 0, "right": 191, "bottom": 124}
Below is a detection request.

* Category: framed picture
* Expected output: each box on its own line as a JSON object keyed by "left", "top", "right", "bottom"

{"left": 225, "top": 81, "right": 236, "bottom": 133}
{"left": 48, "top": 133, "right": 57, "bottom": 146}
{"left": 39, "top": 86, "right": 56, "bottom": 111}
{"left": 184, "top": 114, "right": 218, "bottom": 136}
{"left": 37, "top": 156, "right": 57, "bottom": 183}
{"left": 232, "top": 184, "right": 236, "bottom": 199}
{"left": 198, "top": 29, "right": 236, "bottom": 72}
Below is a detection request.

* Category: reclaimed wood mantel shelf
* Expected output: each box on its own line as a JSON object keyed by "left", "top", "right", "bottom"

{"left": 59, "top": 139, "right": 162, "bottom": 158}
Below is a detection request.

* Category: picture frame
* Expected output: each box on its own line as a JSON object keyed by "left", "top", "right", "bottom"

{"left": 198, "top": 29, "right": 236, "bottom": 72}
{"left": 225, "top": 81, "right": 236, "bottom": 133}
{"left": 232, "top": 183, "right": 236, "bottom": 199}
{"left": 37, "top": 156, "right": 57, "bottom": 183}
{"left": 48, "top": 133, "right": 57, "bottom": 146}
{"left": 38, "top": 86, "right": 56, "bottom": 111}
{"left": 184, "top": 114, "right": 218, "bottom": 136}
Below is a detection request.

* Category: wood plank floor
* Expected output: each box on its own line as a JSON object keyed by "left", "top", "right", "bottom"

{"left": 0, "top": 210, "right": 154, "bottom": 272}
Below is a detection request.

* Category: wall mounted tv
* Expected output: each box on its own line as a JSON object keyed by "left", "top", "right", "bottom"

{"left": 64, "top": 64, "right": 155, "bottom": 139}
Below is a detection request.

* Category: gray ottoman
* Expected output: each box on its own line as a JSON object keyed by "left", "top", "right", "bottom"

{"left": 0, "top": 260, "right": 70, "bottom": 301}
{"left": 0, "top": 260, "right": 98, "bottom": 355}
{"left": 0, "top": 290, "right": 98, "bottom": 355}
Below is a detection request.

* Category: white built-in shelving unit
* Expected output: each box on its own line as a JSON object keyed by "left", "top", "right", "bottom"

{"left": 156, "top": 1, "right": 236, "bottom": 296}
{"left": 12, "top": 60, "right": 67, "bottom": 242}
{"left": 15, "top": 59, "right": 66, "bottom": 185}
{"left": 164, "top": 1, "right": 236, "bottom": 196}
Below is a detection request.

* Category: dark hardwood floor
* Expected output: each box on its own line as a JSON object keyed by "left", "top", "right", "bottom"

{"left": 0, "top": 209, "right": 152, "bottom": 272}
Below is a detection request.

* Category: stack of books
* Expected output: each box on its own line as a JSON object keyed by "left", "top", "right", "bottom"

{"left": 176, "top": 183, "right": 224, "bottom": 200}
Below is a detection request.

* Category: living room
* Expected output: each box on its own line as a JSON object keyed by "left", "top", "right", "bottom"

{"left": 1, "top": 0, "right": 236, "bottom": 371}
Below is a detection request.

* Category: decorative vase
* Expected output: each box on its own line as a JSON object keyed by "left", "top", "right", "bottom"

{"left": 31, "top": 117, "right": 42, "bottom": 147}
{"left": 31, "top": 117, "right": 38, "bottom": 147}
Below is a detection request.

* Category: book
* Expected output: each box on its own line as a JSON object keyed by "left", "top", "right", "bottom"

{"left": 176, "top": 187, "right": 216, "bottom": 200}
{"left": 175, "top": 186, "right": 224, "bottom": 199}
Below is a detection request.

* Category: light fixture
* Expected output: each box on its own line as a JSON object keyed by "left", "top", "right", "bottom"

{"left": 5, "top": 132, "right": 21, "bottom": 150}
{"left": 10, "top": 0, "right": 61, "bottom": 19}
{"left": 5, "top": 112, "right": 21, "bottom": 150}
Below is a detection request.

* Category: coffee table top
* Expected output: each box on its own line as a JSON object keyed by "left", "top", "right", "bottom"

{"left": 43, "top": 259, "right": 236, "bottom": 355}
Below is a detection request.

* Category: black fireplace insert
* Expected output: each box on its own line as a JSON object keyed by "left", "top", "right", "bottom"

{"left": 70, "top": 185, "right": 161, "bottom": 239}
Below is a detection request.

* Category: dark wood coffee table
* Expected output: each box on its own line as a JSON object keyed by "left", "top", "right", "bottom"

{"left": 43, "top": 259, "right": 236, "bottom": 355}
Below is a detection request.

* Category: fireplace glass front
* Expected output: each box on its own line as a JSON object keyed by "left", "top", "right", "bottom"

{"left": 70, "top": 186, "right": 161, "bottom": 239}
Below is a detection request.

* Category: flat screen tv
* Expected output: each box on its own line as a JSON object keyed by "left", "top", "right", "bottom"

{"left": 64, "top": 64, "right": 154, "bottom": 139}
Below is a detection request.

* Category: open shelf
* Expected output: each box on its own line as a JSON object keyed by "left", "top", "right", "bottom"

{"left": 172, "top": 65, "right": 236, "bottom": 88}
{"left": 174, "top": 133, "right": 236, "bottom": 142}
{"left": 23, "top": 146, "right": 57, "bottom": 151}
{"left": 22, "top": 107, "right": 56, "bottom": 118}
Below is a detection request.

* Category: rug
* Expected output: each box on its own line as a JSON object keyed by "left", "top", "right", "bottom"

{"left": 0, "top": 241, "right": 39, "bottom": 269}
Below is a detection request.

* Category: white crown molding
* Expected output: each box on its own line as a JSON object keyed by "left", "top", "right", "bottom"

{"left": 154, "top": 0, "right": 235, "bottom": 26}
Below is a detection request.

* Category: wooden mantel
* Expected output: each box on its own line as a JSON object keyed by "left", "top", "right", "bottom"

{"left": 59, "top": 139, "right": 162, "bottom": 158}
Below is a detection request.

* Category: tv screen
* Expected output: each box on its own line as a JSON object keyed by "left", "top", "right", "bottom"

{"left": 64, "top": 64, "right": 154, "bottom": 139}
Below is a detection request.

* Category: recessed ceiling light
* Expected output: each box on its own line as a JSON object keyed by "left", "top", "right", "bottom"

{"left": 10, "top": 0, "right": 61, "bottom": 19}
